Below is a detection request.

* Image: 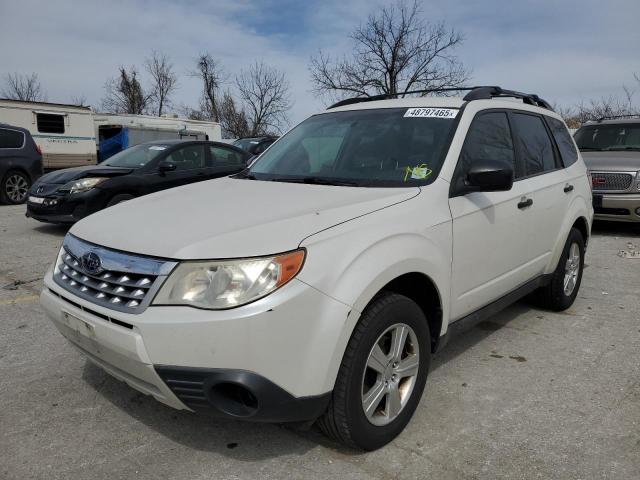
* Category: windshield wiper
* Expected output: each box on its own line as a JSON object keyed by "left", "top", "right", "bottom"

{"left": 274, "top": 176, "right": 360, "bottom": 187}
{"left": 606, "top": 146, "right": 640, "bottom": 151}
{"left": 232, "top": 170, "right": 257, "bottom": 180}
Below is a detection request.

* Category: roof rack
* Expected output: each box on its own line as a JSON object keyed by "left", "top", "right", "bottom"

{"left": 595, "top": 114, "right": 640, "bottom": 122}
{"left": 326, "top": 86, "right": 553, "bottom": 111}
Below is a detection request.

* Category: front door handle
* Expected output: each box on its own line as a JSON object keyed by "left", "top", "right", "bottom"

{"left": 564, "top": 184, "right": 574, "bottom": 193}
{"left": 517, "top": 198, "right": 533, "bottom": 209}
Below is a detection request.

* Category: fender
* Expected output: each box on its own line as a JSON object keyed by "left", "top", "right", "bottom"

{"left": 299, "top": 220, "right": 452, "bottom": 392}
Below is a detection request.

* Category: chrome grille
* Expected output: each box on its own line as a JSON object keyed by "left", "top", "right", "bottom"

{"left": 53, "top": 234, "right": 177, "bottom": 313}
{"left": 591, "top": 172, "right": 634, "bottom": 191}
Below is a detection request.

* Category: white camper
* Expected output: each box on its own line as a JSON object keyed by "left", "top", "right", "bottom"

{"left": 0, "top": 99, "right": 97, "bottom": 169}
{"left": 93, "top": 113, "right": 222, "bottom": 161}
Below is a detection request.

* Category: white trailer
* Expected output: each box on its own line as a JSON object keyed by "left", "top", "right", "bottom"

{"left": 93, "top": 113, "right": 222, "bottom": 161}
{"left": 0, "top": 99, "right": 97, "bottom": 169}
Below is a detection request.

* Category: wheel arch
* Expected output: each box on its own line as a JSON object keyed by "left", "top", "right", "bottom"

{"left": 378, "top": 272, "right": 443, "bottom": 353}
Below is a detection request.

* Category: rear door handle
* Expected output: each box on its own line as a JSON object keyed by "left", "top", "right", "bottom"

{"left": 517, "top": 198, "right": 533, "bottom": 209}
{"left": 564, "top": 184, "right": 574, "bottom": 193}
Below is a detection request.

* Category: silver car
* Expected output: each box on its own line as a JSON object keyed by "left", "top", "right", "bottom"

{"left": 575, "top": 117, "right": 640, "bottom": 222}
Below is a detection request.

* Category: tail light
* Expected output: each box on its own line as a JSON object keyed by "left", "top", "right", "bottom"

{"left": 35, "top": 143, "right": 42, "bottom": 156}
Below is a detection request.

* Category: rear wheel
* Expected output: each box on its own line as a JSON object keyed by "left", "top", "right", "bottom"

{"left": 534, "top": 227, "right": 585, "bottom": 311}
{"left": 106, "top": 193, "right": 135, "bottom": 207}
{"left": 318, "top": 292, "right": 430, "bottom": 450}
{"left": 1, "top": 170, "right": 30, "bottom": 204}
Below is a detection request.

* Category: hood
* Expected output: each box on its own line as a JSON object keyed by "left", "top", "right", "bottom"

{"left": 36, "top": 165, "right": 133, "bottom": 185}
{"left": 70, "top": 177, "right": 419, "bottom": 259}
{"left": 581, "top": 151, "right": 640, "bottom": 172}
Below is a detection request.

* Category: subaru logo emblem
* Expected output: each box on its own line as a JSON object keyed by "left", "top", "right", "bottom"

{"left": 81, "top": 252, "right": 102, "bottom": 275}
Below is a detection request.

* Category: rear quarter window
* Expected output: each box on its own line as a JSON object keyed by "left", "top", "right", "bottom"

{"left": 546, "top": 116, "right": 578, "bottom": 167}
{"left": 0, "top": 128, "right": 25, "bottom": 149}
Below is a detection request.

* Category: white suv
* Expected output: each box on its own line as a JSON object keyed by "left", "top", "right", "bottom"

{"left": 41, "top": 87, "right": 593, "bottom": 450}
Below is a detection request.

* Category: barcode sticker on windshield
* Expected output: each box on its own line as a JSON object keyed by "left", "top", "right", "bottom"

{"left": 404, "top": 108, "right": 458, "bottom": 119}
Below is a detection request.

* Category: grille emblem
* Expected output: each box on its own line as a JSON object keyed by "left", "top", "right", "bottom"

{"left": 81, "top": 252, "right": 103, "bottom": 275}
{"left": 36, "top": 186, "right": 44, "bottom": 194}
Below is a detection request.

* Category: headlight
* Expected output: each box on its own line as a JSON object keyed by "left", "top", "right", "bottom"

{"left": 62, "top": 177, "right": 108, "bottom": 194}
{"left": 153, "top": 249, "right": 305, "bottom": 309}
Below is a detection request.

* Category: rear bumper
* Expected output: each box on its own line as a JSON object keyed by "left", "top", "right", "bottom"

{"left": 593, "top": 193, "right": 640, "bottom": 222}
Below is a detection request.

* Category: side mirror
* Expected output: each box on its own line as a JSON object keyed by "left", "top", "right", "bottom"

{"left": 466, "top": 159, "right": 514, "bottom": 192}
{"left": 158, "top": 161, "right": 177, "bottom": 174}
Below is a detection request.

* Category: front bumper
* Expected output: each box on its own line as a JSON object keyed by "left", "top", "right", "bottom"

{"left": 41, "top": 269, "right": 350, "bottom": 421}
{"left": 26, "top": 188, "right": 109, "bottom": 224}
{"left": 593, "top": 193, "right": 640, "bottom": 223}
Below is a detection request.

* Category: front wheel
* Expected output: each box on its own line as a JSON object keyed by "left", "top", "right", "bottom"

{"left": 534, "top": 227, "right": 585, "bottom": 311}
{"left": 318, "top": 292, "right": 430, "bottom": 450}
{"left": 1, "top": 170, "right": 31, "bottom": 204}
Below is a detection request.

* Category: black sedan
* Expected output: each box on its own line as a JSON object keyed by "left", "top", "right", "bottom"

{"left": 26, "top": 140, "right": 250, "bottom": 224}
{"left": 233, "top": 136, "right": 278, "bottom": 157}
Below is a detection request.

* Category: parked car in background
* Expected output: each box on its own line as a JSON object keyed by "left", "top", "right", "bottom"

{"left": 40, "top": 86, "right": 593, "bottom": 450}
{"left": 0, "top": 99, "right": 96, "bottom": 169}
{"left": 0, "top": 124, "right": 43, "bottom": 204}
{"left": 94, "top": 113, "right": 222, "bottom": 162}
{"left": 26, "top": 140, "right": 249, "bottom": 224}
{"left": 233, "top": 136, "right": 277, "bottom": 158}
{"left": 574, "top": 116, "right": 640, "bottom": 222}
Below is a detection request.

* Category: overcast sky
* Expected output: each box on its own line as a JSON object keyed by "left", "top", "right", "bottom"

{"left": 1, "top": 0, "right": 639, "bottom": 127}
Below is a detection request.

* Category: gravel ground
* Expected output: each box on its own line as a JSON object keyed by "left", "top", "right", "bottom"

{"left": 1, "top": 204, "right": 638, "bottom": 480}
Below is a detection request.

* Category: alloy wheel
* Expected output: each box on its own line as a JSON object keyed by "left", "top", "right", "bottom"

{"left": 563, "top": 242, "right": 581, "bottom": 296}
{"left": 5, "top": 174, "right": 29, "bottom": 203}
{"left": 361, "top": 323, "right": 420, "bottom": 426}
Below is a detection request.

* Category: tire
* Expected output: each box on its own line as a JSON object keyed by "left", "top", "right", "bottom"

{"left": 106, "top": 193, "right": 135, "bottom": 208}
{"left": 1, "top": 170, "right": 31, "bottom": 205}
{"left": 318, "top": 292, "right": 430, "bottom": 450}
{"left": 534, "top": 228, "right": 585, "bottom": 311}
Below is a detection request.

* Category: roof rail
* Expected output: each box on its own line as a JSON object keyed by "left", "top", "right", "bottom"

{"left": 326, "top": 85, "right": 554, "bottom": 111}
{"left": 462, "top": 86, "right": 553, "bottom": 110}
{"left": 595, "top": 114, "right": 640, "bottom": 122}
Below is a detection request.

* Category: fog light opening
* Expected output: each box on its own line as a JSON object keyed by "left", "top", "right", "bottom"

{"left": 209, "top": 382, "right": 259, "bottom": 417}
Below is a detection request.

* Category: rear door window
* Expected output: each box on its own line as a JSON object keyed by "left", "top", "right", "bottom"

{"left": 36, "top": 113, "right": 65, "bottom": 134}
{"left": 546, "top": 116, "right": 578, "bottom": 167}
{"left": 209, "top": 145, "right": 246, "bottom": 167}
{"left": 165, "top": 144, "right": 206, "bottom": 171}
{"left": 0, "top": 128, "right": 25, "bottom": 148}
{"left": 511, "top": 113, "right": 556, "bottom": 176}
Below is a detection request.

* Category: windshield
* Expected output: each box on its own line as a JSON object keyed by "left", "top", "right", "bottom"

{"left": 103, "top": 144, "right": 169, "bottom": 168}
{"left": 574, "top": 123, "right": 640, "bottom": 151}
{"left": 248, "top": 107, "right": 458, "bottom": 187}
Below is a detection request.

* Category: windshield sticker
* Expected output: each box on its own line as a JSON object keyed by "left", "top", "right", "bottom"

{"left": 404, "top": 108, "right": 458, "bottom": 119}
{"left": 403, "top": 164, "right": 433, "bottom": 182}
{"left": 148, "top": 146, "right": 167, "bottom": 151}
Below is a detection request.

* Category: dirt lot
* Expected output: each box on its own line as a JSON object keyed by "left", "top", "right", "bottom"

{"left": 1, "top": 204, "right": 639, "bottom": 480}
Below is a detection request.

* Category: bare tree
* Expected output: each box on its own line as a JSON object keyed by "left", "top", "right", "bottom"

{"left": 101, "top": 66, "right": 151, "bottom": 114}
{"left": 218, "top": 91, "right": 250, "bottom": 138}
{"left": 190, "top": 53, "right": 226, "bottom": 122}
{"left": 2, "top": 72, "right": 46, "bottom": 102}
{"left": 310, "top": 0, "right": 469, "bottom": 101}
{"left": 146, "top": 51, "right": 178, "bottom": 116}
{"left": 236, "top": 62, "right": 291, "bottom": 135}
